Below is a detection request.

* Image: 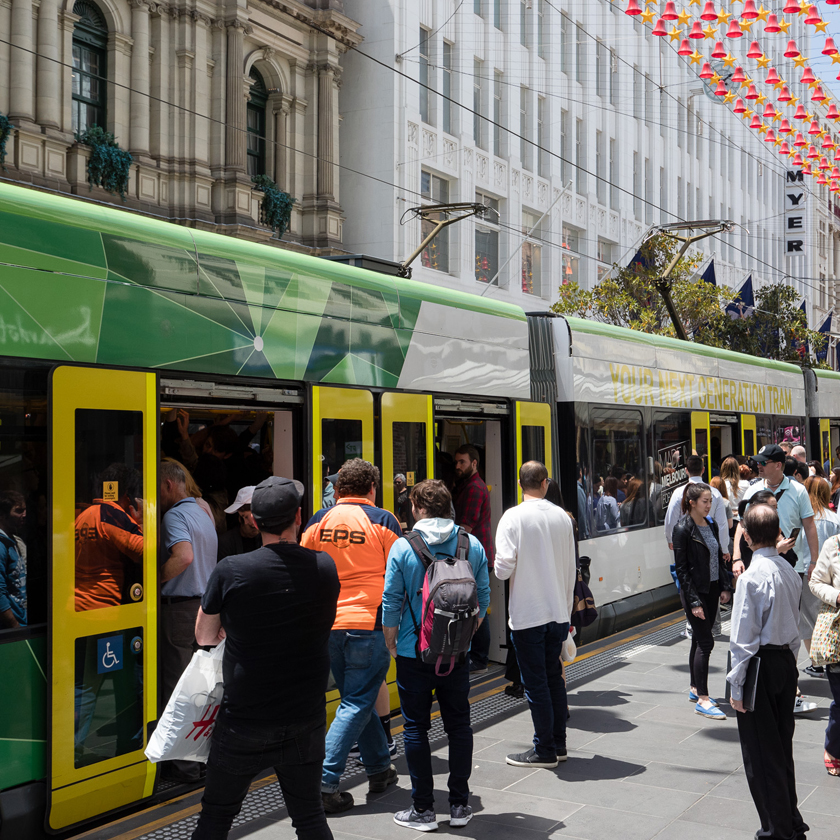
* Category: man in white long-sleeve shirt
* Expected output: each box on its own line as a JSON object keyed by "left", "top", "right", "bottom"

{"left": 727, "top": 503, "right": 807, "bottom": 840}
{"left": 495, "top": 461, "right": 576, "bottom": 770}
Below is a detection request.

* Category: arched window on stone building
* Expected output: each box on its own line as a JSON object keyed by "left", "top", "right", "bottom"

{"left": 71, "top": 1, "right": 108, "bottom": 134}
{"left": 247, "top": 68, "right": 268, "bottom": 177}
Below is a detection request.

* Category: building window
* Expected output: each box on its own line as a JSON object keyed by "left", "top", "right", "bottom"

{"left": 575, "top": 23, "right": 585, "bottom": 83}
{"left": 609, "top": 138, "right": 618, "bottom": 211}
{"left": 474, "top": 0, "right": 482, "bottom": 16}
{"left": 72, "top": 0, "right": 108, "bottom": 134}
{"left": 420, "top": 171, "right": 449, "bottom": 273}
{"left": 493, "top": 70, "right": 503, "bottom": 156}
{"left": 633, "top": 151, "right": 642, "bottom": 220}
{"left": 474, "top": 59, "right": 483, "bottom": 148}
{"left": 561, "top": 110, "right": 570, "bottom": 185}
{"left": 537, "top": 0, "right": 546, "bottom": 58}
{"left": 660, "top": 167, "right": 667, "bottom": 220}
{"left": 443, "top": 42, "right": 453, "bottom": 134}
{"left": 561, "top": 226, "right": 579, "bottom": 286}
{"left": 520, "top": 0, "right": 528, "bottom": 47}
{"left": 246, "top": 67, "right": 268, "bottom": 177}
{"left": 560, "top": 14, "right": 571, "bottom": 75}
{"left": 538, "top": 96, "right": 548, "bottom": 178}
{"left": 494, "top": 0, "right": 501, "bottom": 29}
{"left": 520, "top": 86, "right": 531, "bottom": 170}
{"left": 475, "top": 190, "right": 500, "bottom": 285}
{"left": 596, "top": 41, "right": 607, "bottom": 98}
{"left": 609, "top": 50, "right": 619, "bottom": 106}
{"left": 575, "top": 118, "right": 585, "bottom": 195}
{"left": 419, "top": 28, "right": 430, "bottom": 124}
{"left": 522, "top": 210, "right": 542, "bottom": 296}
{"left": 596, "top": 130, "right": 606, "bottom": 206}
{"left": 645, "top": 157, "right": 652, "bottom": 224}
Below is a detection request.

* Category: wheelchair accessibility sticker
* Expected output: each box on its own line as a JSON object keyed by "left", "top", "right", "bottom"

{"left": 97, "top": 635, "right": 123, "bottom": 674}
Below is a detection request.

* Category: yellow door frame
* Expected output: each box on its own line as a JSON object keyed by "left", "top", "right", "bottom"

{"left": 691, "top": 411, "right": 711, "bottom": 481}
{"left": 515, "top": 402, "right": 554, "bottom": 503}
{"left": 49, "top": 366, "right": 158, "bottom": 831}
{"left": 381, "top": 392, "right": 435, "bottom": 514}
{"left": 741, "top": 414, "right": 757, "bottom": 457}
{"left": 820, "top": 418, "right": 831, "bottom": 466}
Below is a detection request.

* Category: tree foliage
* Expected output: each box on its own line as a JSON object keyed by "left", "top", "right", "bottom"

{"left": 551, "top": 235, "right": 825, "bottom": 366}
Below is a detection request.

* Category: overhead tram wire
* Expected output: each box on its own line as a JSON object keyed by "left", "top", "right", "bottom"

{"left": 0, "top": 26, "right": 811, "bottom": 299}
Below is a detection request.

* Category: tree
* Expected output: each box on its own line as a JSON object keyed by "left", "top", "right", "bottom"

{"left": 551, "top": 235, "right": 825, "bottom": 365}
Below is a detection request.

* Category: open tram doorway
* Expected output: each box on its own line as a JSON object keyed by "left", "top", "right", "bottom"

{"left": 434, "top": 405, "right": 508, "bottom": 666}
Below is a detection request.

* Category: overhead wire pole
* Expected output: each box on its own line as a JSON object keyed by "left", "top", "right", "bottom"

{"left": 646, "top": 220, "right": 737, "bottom": 342}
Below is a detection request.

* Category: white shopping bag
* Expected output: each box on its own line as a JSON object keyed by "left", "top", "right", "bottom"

{"left": 145, "top": 640, "right": 225, "bottom": 764}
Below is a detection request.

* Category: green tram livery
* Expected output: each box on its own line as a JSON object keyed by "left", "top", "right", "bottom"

{"left": 0, "top": 182, "right": 834, "bottom": 837}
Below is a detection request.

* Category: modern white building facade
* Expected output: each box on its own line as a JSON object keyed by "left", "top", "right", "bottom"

{"left": 339, "top": 0, "right": 837, "bottom": 321}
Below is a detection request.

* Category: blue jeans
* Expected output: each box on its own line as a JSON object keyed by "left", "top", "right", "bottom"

{"left": 321, "top": 629, "right": 392, "bottom": 792}
{"left": 192, "top": 713, "right": 331, "bottom": 840}
{"left": 396, "top": 655, "right": 472, "bottom": 812}
{"left": 511, "top": 621, "right": 569, "bottom": 760}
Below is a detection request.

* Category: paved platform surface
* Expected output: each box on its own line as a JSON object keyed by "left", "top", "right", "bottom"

{"left": 80, "top": 612, "right": 839, "bottom": 840}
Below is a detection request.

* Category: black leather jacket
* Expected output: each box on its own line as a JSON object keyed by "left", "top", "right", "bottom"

{"left": 672, "top": 514, "right": 732, "bottom": 609}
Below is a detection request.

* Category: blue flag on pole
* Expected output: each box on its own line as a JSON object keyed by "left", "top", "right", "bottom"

{"left": 816, "top": 313, "right": 832, "bottom": 364}
{"left": 725, "top": 275, "right": 754, "bottom": 320}
{"left": 700, "top": 260, "right": 716, "bottom": 286}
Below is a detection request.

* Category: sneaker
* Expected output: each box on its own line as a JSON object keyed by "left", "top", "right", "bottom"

{"left": 556, "top": 747, "right": 568, "bottom": 762}
{"left": 348, "top": 743, "right": 361, "bottom": 759}
{"left": 388, "top": 739, "right": 398, "bottom": 757}
{"left": 469, "top": 662, "right": 488, "bottom": 676}
{"left": 682, "top": 623, "right": 693, "bottom": 639}
{"left": 449, "top": 804, "right": 473, "bottom": 827}
{"left": 688, "top": 690, "right": 719, "bottom": 706}
{"left": 804, "top": 664, "right": 826, "bottom": 678}
{"left": 712, "top": 624, "right": 723, "bottom": 637}
{"left": 394, "top": 806, "right": 438, "bottom": 832}
{"left": 694, "top": 702, "right": 726, "bottom": 720}
{"left": 504, "top": 683, "right": 525, "bottom": 699}
{"left": 322, "top": 790, "right": 354, "bottom": 813}
{"left": 368, "top": 764, "right": 398, "bottom": 794}
{"left": 794, "top": 695, "right": 819, "bottom": 715}
{"left": 505, "top": 748, "right": 559, "bottom": 769}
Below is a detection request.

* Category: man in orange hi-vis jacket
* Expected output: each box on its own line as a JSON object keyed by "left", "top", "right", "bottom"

{"left": 301, "top": 459, "right": 402, "bottom": 814}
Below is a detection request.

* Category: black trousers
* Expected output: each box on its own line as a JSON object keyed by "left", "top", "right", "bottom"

{"left": 191, "top": 713, "right": 332, "bottom": 840}
{"left": 681, "top": 582, "right": 719, "bottom": 697}
{"left": 736, "top": 649, "right": 809, "bottom": 840}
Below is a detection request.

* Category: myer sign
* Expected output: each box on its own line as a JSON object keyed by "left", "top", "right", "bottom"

{"left": 785, "top": 170, "right": 806, "bottom": 256}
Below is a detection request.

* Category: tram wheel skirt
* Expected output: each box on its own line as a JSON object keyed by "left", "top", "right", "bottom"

{"left": 0, "top": 782, "right": 48, "bottom": 840}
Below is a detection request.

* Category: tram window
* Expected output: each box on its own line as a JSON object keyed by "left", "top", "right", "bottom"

{"left": 74, "top": 409, "right": 144, "bottom": 612}
{"left": 774, "top": 416, "right": 803, "bottom": 448}
{"left": 0, "top": 364, "right": 49, "bottom": 632}
{"left": 743, "top": 429, "right": 755, "bottom": 457}
{"left": 651, "top": 412, "right": 691, "bottom": 526}
{"left": 756, "top": 415, "right": 773, "bottom": 451}
{"left": 392, "top": 422, "right": 427, "bottom": 530}
{"left": 74, "top": 627, "right": 144, "bottom": 768}
{"left": 521, "top": 425, "right": 546, "bottom": 466}
{"left": 575, "top": 407, "right": 593, "bottom": 541}
{"left": 321, "top": 419, "right": 363, "bottom": 508}
{"left": 591, "top": 409, "right": 646, "bottom": 534}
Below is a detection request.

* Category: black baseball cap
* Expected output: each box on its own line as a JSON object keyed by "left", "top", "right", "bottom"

{"left": 251, "top": 476, "right": 304, "bottom": 527}
{"left": 752, "top": 444, "right": 786, "bottom": 465}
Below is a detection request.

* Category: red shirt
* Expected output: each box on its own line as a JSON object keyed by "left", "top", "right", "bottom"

{"left": 454, "top": 472, "right": 495, "bottom": 566}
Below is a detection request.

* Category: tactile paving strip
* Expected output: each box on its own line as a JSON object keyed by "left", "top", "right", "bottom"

{"left": 138, "top": 614, "right": 706, "bottom": 839}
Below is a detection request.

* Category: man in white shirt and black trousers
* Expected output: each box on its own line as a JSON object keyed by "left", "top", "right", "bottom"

{"left": 495, "top": 461, "right": 577, "bottom": 769}
{"left": 727, "top": 503, "right": 808, "bottom": 840}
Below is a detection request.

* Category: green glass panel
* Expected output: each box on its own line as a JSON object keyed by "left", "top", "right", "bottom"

{"left": 198, "top": 252, "right": 246, "bottom": 302}
{"left": 350, "top": 322, "right": 406, "bottom": 381}
{"left": 321, "top": 354, "right": 357, "bottom": 385}
{"left": 349, "top": 286, "right": 394, "bottom": 328}
{"left": 102, "top": 234, "right": 198, "bottom": 293}
{"left": 260, "top": 309, "right": 326, "bottom": 380}
{"left": 0, "top": 637, "right": 48, "bottom": 789}
{"left": 0, "top": 265, "right": 104, "bottom": 362}
{"left": 97, "top": 285, "right": 254, "bottom": 369}
{"left": 348, "top": 354, "right": 400, "bottom": 388}
{"left": 155, "top": 290, "right": 256, "bottom": 340}
{"left": 154, "top": 346, "right": 255, "bottom": 376}
{"left": 0, "top": 209, "right": 107, "bottom": 278}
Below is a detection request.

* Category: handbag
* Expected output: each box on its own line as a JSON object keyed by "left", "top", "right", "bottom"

{"left": 145, "top": 640, "right": 225, "bottom": 764}
{"left": 571, "top": 568, "right": 597, "bottom": 632}
{"left": 810, "top": 603, "right": 840, "bottom": 666}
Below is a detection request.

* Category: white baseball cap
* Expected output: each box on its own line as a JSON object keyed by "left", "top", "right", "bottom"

{"left": 224, "top": 485, "right": 256, "bottom": 514}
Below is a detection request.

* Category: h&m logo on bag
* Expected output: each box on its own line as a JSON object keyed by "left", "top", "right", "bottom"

{"left": 186, "top": 703, "right": 220, "bottom": 742}
{"left": 318, "top": 528, "right": 366, "bottom": 548}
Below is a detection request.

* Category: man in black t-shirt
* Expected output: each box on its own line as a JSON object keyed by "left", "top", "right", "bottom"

{"left": 192, "top": 476, "right": 339, "bottom": 840}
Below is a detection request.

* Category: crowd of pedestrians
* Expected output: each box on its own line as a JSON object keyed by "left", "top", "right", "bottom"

{"left": 135, "top": 433, "right": 840, "bottom": 840}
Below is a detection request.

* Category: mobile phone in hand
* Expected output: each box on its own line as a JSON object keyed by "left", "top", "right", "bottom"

{"left": 788, "top": 527, "right": 801, "bottom": 542}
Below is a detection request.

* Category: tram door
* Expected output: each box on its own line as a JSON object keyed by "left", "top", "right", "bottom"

{"left": 48, "top": 367, "right": 158, "bottom": 831}
{"left": 691, "top": 411, "right": 711, "bottom": 480}
{"left": 742, "top": 415, "right": 758, "bottom": 458}
{"left": 819, "top": 419, "right": 831, "bottom": 468}
{"left": 516, "top": 401, "right": 553, "bottom": 502}
{"left": 381, "top": 393, "right": 434, "bottom": 528}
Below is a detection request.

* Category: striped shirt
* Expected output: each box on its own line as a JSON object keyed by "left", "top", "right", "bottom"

{"left": 302, "top": 498, "right": 402, "bottom": 630}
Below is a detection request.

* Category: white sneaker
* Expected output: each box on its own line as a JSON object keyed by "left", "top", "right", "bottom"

{"left": 793, "top": 695, "right": 818, "bottom": 715}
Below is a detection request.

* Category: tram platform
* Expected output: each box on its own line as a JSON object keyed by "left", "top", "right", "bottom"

{"left": 76, "top": 611, "right": 838, "bottom": 840}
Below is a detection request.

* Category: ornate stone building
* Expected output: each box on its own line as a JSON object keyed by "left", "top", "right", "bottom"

{"left": 0, "top": 0, "right": 360, "bottom": 250}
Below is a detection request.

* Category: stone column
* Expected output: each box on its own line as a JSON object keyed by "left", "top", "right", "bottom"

{"left": 225, "top": 20, "right": 246, "bottom": 171}
{"left": 36, "top": 0, "right": 60, "bottom": 129}
{"left": 317, "top": 63, "right": 335, "bottom": 198}
{"left": 129, "top": 0, "right": 150, "bottom": 156}
{"left": 9, "top": 0, "right": 34, "bottom": 122}
{"left": 272, "top": 98, "right": 290, "bottom": 189}
{"left": 0, "top": 0, "right": 13, "bottom": 115}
